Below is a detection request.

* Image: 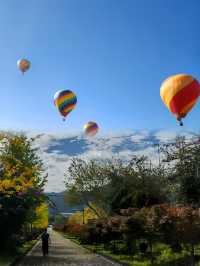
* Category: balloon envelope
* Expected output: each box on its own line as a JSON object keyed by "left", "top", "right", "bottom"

{"left": 160, "top": 74, "right": 200, "bottom": 124}
{"left": 84, "top": 121, "right": 99, "bottom": 136}
{"left": 54, "top": 90, "right": 77, "bottom": 119}
{"left": 17, "top": 59, "right": 30, "bottom": 73}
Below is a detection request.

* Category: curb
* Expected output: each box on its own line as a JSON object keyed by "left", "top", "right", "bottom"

{"left": 10, "top": 234, "right": 41, "bottom": 266}
{"left": 80, "top": 244, "right": 129, "bottom": 266}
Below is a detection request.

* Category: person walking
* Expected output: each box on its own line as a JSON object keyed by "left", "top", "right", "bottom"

{"left": 41, "top": 228, "right": 50, "bottom": 256}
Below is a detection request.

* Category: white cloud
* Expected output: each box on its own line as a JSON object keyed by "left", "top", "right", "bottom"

{"left": 20, "top": 129, "right": 199, "bottom": 192}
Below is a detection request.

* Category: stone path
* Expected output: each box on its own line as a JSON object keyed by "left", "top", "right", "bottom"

{"left": 16, "top": 230, "right": 122, "bottom": 266}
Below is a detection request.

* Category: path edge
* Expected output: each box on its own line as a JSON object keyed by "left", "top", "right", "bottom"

{"left": 10, "top": 235, "right": 41, "bottom": 266}
{"left": 60, "top": 232, "right": 129, "bottom": 266}
{"left": 86, "top": 246, "right": 129, "bottom": 266}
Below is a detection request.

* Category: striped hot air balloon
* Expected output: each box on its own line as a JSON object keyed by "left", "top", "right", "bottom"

{"left": 54, "top": 90, "right": 77, "bottom": 121}
{"left": 160, "top": 74, "right": 200, "bottom": 126}
{"left": 84, "top": 121, "right": 99, "bottom": 137}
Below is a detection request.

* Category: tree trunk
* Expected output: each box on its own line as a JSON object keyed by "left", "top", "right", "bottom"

{"left": 149, "top": 240, "right": 154, "bottom": 266}
{"left": 82, "top": 193, "right": 102, "bottom": 218}
{"left": 190, "top": 244, "right": 195, "bottom": 266}
{"left": 87, "top": 201, "right": 101, "bottom": 218}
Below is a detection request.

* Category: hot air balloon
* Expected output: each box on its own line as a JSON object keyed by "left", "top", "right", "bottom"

{"left": 54, "top": 90, "right": 77, "bottom": 121}
{"left": 84, "top": 121, "right": 99, "bottom": 136}
{"left": 160, "top": 74, "right": 200, "bottom": 126}
{"left": 17, "top": 59, "right": 31, "bottom": 74}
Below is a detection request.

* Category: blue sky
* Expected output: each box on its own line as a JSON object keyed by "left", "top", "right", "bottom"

{"left": 0, "top": 0, "right": 200, "bottom": 133}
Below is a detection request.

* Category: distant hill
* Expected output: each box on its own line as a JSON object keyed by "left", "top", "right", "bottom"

{"left": 46, "top": 191, "right": 83, "bottom": 217}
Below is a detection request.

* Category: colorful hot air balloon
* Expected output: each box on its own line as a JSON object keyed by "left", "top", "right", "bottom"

{"left": 160, "top": 74, "right": 200, "bottom": 126}
{"left": 17, "top": 58, "right": 30, "bottom": 73}
{"left": 54, "top": 90, "right": 77, "bottom": 121}
{"left": 84, "top": 121, "right": 99, "bottom": 136}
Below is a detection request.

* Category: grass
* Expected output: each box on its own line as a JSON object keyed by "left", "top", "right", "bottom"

{"left": 17, "top": 239, "right": 37, "bottom": 255}
{"left": 0, "top": 239, "right": 37, "bottom": 266}
{"left": 62, "top": 233, "right": 81, "bottom": 245}
{"left": 62, "top": 232, "right": 200, "bottom": 266}
{"left": 86, "top": 244, "right": 200, "bottom": 266}
{"left": 0, "top": 255, "right": 14, "bottom": 266}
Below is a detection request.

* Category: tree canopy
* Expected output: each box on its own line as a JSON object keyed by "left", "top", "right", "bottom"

{"left": 0, "top": 133, "right": 47, "bottom": 249}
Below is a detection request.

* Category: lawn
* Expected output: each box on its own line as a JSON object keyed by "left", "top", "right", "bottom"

{"left": 62, "top": 233, "right": 200, "bottom": 266}
{"left": 0, "top": 240, "right": 37, "bottom": 266}
{"left": 0, "top": 255, "right": 14, "bottom": 266}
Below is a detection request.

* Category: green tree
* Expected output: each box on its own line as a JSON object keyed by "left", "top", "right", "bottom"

{"left": 65, "top": 158, "right": 110, "bottom": 217}
{"left": 65, "top": 157, "right": 169, "bottom": 216}
{"left": 106, "top": 156, "right": 169, "bottom": 212}
{"left": 162, "top": 136, "right": 200, "bottom": 206}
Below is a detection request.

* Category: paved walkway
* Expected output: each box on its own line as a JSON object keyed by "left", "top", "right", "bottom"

{"left": 16, "top": 230, "right": 122, "bottom": 266}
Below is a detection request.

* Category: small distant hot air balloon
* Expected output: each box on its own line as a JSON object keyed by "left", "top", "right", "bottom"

{"left": 54, "top": 90, "right": 77, "bottom": 121}
{"left": 17, "top": 58, "right": 31, "bottom": 74}
{"left": 160, "top": 74, "right": 200, "bottom": 126}
{"left": 84, "top": 121, "right": 99, "bottom": 136}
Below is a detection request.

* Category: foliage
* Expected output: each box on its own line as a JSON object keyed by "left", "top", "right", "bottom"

{"left": 107, "top": 157, "right": 169, "bottom": 212}
{"left": 162, "top": 136, "right": 200, "bottom": 206}
{"left": 32, "top": 203, "right": 48, "bottom": 229}
{"left": 65, "top": 223, "right": 85, "bottom": 239}
{"left": 67, "top": 205, "right": 105, "bottom": 226}
{"left": 63, "top": 136, "right": 200, "bottom": 265}
{"left": 65, "top": 158, "right": 111, "bottom": 217}
{"left": 0, "top": 133, "right": 47, "bottom": 249}
{"left": 0, "top": 239, "right": 37, "bottom": 266}
{"left": 67, "top": 211, "right": 84, "bottom": 225}
{"left": 65, "top": 157, "right": 169, "bottom": 216}
{"left": 54, "top": 213, "right": 66, "bottom": 225}
{"left": 65, "top": 204, "right": 200, "bottom": 264}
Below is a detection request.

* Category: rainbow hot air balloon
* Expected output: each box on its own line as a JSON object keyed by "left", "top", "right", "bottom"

{"left": 54, "top": 90, "right": 77, "bottom": 121}
{"left": 84, "top": 121, "right": 99, "bottom": 136}
{"left": 17, "top": 58, "right": 31, "bottom": 74}
{"left": 160, "top": 74, "right": 200, "bottom": 126}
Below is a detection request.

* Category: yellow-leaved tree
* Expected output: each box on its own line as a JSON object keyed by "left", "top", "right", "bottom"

{"left": 0, "top": 133, "right": 47, "bottom": 249}
{"left": 33, "top": 203, "right": 49, "bottom": 229}
{"left": 67, "top": 204, "right": 106, "bottom": 225}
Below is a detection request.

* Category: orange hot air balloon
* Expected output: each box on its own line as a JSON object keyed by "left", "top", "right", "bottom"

{"left": 160, "top": 74, "right": 200, "bottom": 126}
{"left": 17, "top": 59, "right": 30, "bottom": 73}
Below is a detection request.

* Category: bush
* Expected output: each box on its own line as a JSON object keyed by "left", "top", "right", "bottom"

{"left": 139, "top": 242, "right": 148, "bottom": 254}
{"left": 65, "top": 223, "right": 84, "bottom": 237}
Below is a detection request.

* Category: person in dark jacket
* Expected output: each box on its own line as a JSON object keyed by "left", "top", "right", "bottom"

{"left": 41, "top": 228, "right": 50, "bottom": 256}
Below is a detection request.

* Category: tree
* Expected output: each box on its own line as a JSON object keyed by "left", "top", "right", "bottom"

{"left": 65, "top": 157, "right": 169, "bottom": 217}
{"left": 106, "top": 156, "right": 169, "bottom": 212}
{"left": 65, "top": 158, "right": 110, "bottom": 217}
{"left": 157, "top": 204, "right": 200, "bottom": 266}
{"left": 54, "top": 213, "right": 66, "bottom": 226}
{"left": 162, "top": 136, "right": 200, "bottom": 206}
{"left": 0, "top": 133, "right": 47, "bottom": 249}
{"left": 33, "top": 203, "right": 49, "bottom": 229}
